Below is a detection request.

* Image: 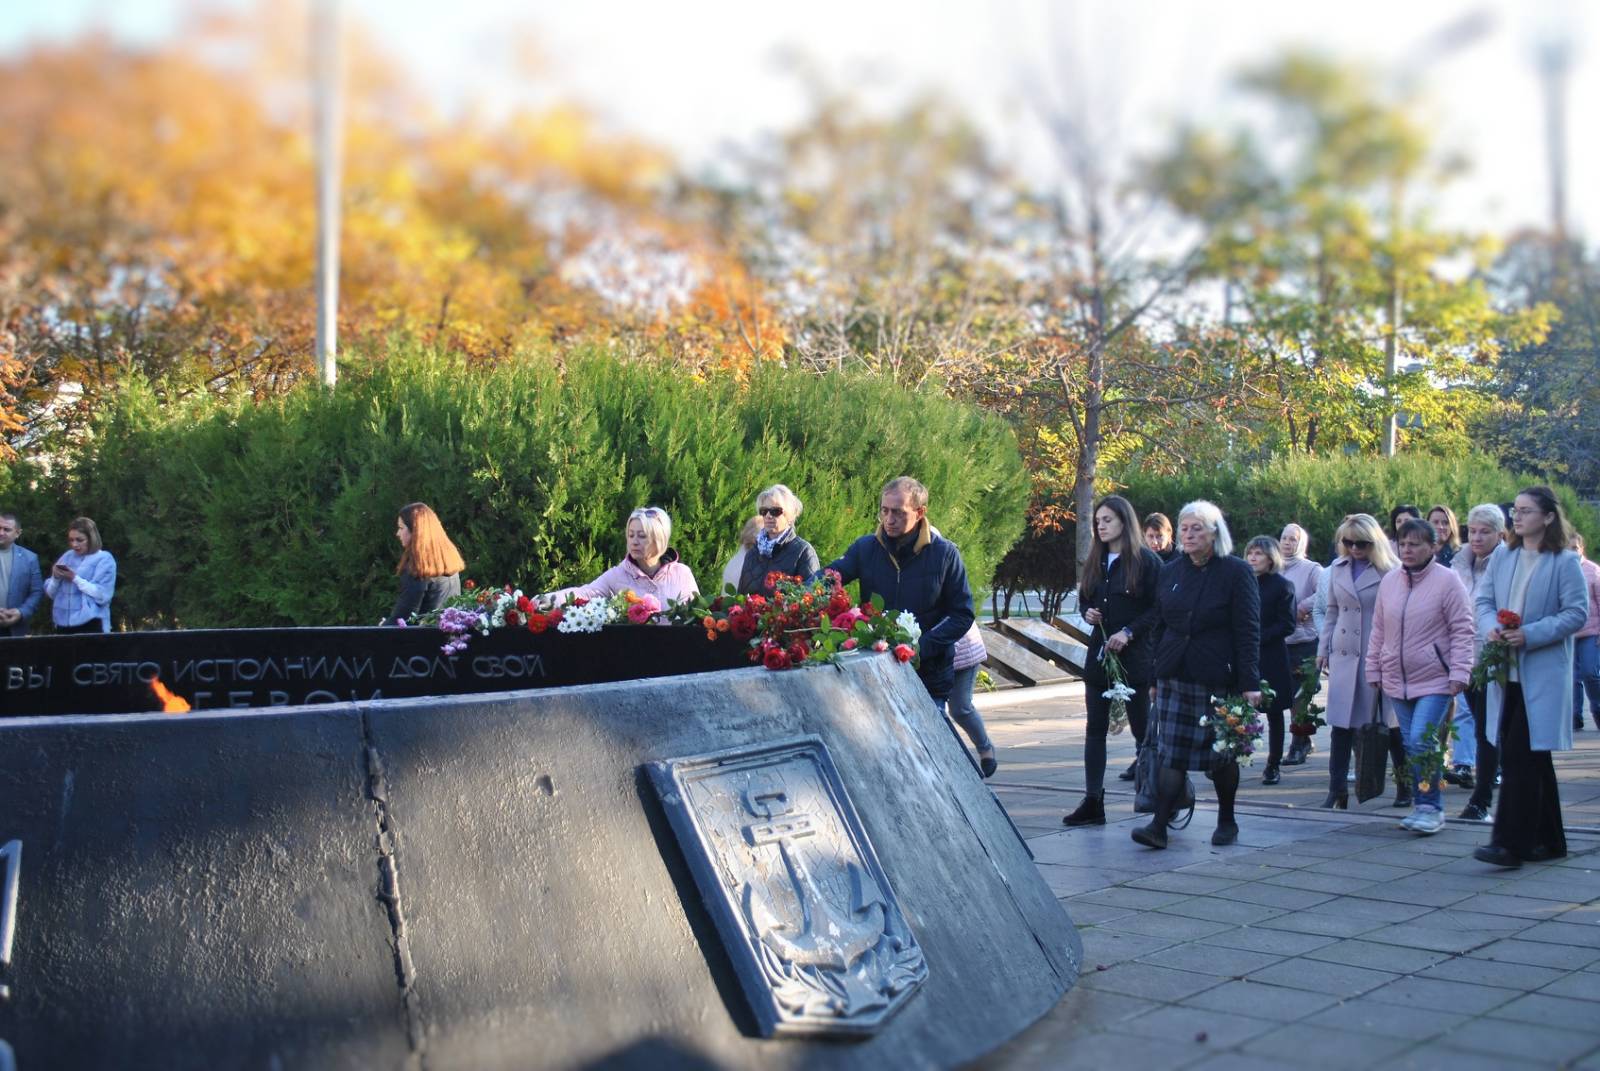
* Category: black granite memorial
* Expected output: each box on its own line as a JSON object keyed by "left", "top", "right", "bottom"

{"left": 0, "top": 647, "right": 1080, "bottom": 1069}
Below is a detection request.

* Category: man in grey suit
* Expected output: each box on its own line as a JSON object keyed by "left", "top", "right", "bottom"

{"left": 0, "top": 511, "right": 45, "bottom": 637}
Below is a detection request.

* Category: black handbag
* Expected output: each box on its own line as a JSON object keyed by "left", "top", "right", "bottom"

{"left": 1133, "top": 731, "right": 1195, "bottom": 829}
{"left": 1354, "top": 696, "right": 1389, "bottom": 804}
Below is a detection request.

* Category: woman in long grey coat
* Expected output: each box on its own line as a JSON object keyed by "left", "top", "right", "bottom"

{"left": 1317, "top": 514, "right": 1406, "bottom": 809}
{"left": 1472, "top": 487, "right": 1589, "bottom": 868}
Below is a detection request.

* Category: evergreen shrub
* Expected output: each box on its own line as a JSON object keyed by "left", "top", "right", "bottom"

{"left": 14, "top": 344, "right": 1028, "bottom": 628}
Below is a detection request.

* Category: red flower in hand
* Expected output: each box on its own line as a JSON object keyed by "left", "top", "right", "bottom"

{"left": 1497, "top": 610, "right": 1522, "bottom": 628}
{"left": 893, "top": 643, "right": 915, "bottom": 663}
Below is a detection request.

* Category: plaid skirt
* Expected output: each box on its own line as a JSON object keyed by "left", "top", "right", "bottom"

{"left": 1153, "top": 678, "right": 1220, "bottom": 773}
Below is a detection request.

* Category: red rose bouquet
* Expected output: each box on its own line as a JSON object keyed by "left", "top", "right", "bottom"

{"left": 1469, "top": 609, "right": 1522, "bottom": 690}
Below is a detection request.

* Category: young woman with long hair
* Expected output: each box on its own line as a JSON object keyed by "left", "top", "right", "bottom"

{"left": 1063, "top": 495, "right": 1164, "bottom": 826}
{"left": 388, "top": 502, "right": 466, "bottom": 624}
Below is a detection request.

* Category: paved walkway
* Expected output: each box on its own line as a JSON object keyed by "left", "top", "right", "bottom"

{"left": 976, "top": 684, "right": 1600, "bottom": 1071}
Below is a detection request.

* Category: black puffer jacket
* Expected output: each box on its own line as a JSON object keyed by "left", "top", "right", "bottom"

{"left": 1080, "top": 547, "right": 1163, "bottom": 687}
{"left": 738, "top": 530, "right": 821, "bottom": 596}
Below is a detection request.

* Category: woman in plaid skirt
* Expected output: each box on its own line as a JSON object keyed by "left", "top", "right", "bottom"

{"left": 1134, "top": 500, "right": 1262, "bottom": 849}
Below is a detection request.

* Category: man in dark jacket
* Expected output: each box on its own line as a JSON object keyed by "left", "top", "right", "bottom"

{"left": 821, "top": 477, "right": 975, "bottom": 702}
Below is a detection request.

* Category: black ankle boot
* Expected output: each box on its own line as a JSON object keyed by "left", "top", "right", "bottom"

{"left": 1063, "top": 791, "right": 1106, "bottom": 827}
{"left": 1393, "top": 762, "right": 1413, "bottom": 808}
{"left": 1210, "top": 760, "right": 1240, "bottom": 846}
{"left": 1132, "top": 767, "right": 1185, "bottom": 849}
{"left": 1262, "top": 763, "right": 1281, "bottom": 785}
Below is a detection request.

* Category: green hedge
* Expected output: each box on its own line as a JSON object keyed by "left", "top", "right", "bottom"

{"left": 4, "top": 345, "right": 1029, "bottom": 628}
{"left": 1113, "top": 453, "right": 1599, "bottom": 561}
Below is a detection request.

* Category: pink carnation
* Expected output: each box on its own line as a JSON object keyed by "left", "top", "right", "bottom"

{"left": 871, "top": 639, "right": 888, "bottom": 652}
{"left": 626, "top": 595, "right": 661, "bottom": 624}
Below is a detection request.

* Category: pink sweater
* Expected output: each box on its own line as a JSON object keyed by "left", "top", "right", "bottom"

{"left": 1579, "top": 557, "right": 1600, "bottom": 639}
{"left": 1365, "top": 560, "right": 1475, "bottom": 699}
{"left": 546, "top": 554, "right": 700, "bottom": 607}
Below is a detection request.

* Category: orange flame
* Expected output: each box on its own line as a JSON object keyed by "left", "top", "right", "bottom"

{"left": 150, "top": 677, "right": 191, "bottom": 713}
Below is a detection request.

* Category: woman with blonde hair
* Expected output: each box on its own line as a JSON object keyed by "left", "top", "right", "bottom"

{"left": 387, "top": 502, "right": 466, "bottom": 624}
{"left": 44, "top": 516, "right": 117, "bottom": 634}
{"left": 545, "top": 506, "right": 700, "bottom": 606}
{"left": 1317, "top": 513, "right": 1407, "bottom": 808}
{"left": 1428, "top": 504, "right": 1462, "bottom": 568}
{"left": 737, "top": 484, "right": 820, "bottom": 596}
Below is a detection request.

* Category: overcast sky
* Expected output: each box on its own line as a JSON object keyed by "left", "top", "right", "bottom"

{"left": 5, "top": 0, "right": 1595, "bottom": 238}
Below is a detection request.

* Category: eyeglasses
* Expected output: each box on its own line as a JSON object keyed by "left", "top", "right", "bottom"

{"left": 1510, "top": 507, "right": 1547, "bottom": 518}
{"left": 1341, "top": 538, "right": 1373, "bottom": 550}
{"left": 758, "top": 507, "right": 784, "bottom": 518}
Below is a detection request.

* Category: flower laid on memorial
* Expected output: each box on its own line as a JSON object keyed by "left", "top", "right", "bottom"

{"left": 1199, "top": 682, "right": 1274, "bottom": 766}
{"left": 1469, "top": 609, "right": 1522, "bottom": 690}
{"left": 1289, "top": 656, "right": 1327, "bottom": 738}
{"left": 674, "top": 570, "right": 918, "bottom": 671}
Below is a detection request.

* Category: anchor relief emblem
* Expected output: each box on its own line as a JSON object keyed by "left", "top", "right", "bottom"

{"left": 650, "top": 738, "right": 926, "bottom": 1037}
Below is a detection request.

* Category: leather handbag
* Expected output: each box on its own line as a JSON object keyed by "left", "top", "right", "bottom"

{"left": 1354, "top": 696, "right": 1389, "bottom": 804}
{"left": 1133, "top": 730, "right": 1196, "bottom": 829}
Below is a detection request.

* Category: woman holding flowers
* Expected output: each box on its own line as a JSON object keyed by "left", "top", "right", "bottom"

{"left": 385, "top": 503, "right": 464, "bottom": 625}
{"left": 1364, "top": 518, "right": 1476, "bottom": 835}
{"left": 1063, "top": 495, "right": 1163, "bottom": 827}
{"left": 1453, "top": 503, "right": 1507, "bottom": 820}
{"left": 1244, "top": 536, "right": 1297, "bottom": 785}
{"left": 544, "top": 506, "right": 699, "bottom": 607}
{"left": 737, "top": 485, "right": 821, "bottom": 597}
{"left": 1317, "top": 513, "right": 1408, "bottom": 810}
{"left": 1471, "top": 487, "right": 1588, "bottom": 868}
{"left": 1134, "top": 500, "right": 1260, "bottom": 849}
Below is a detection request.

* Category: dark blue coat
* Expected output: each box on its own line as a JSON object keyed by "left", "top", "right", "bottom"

{"left": 822, "top": 521, "right": 975, "bottom": 700}
{"left": 1256, "top": 571, "right": 1296, "bottom": 713}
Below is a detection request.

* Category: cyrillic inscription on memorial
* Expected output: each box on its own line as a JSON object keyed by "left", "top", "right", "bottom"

{"left": 649, "top": 737, "right": 926, "bottom": 1037}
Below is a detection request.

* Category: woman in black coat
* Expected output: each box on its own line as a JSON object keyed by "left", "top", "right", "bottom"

{"left": 1245, "top": 536, "right": 1297, "bottom": 784}
{"left": 737, "top": 484, "right": 821, "bottom": 596}
{"left": 1135, "top": 500, "right": 1262, "bottom": 850}
{"left": 1064, "top": 495, "right": 1164, "bottom": 826}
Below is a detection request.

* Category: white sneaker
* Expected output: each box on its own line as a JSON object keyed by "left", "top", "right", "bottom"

{"left": 1400, "top": 807, "right": 1422, "bottom": 830}
{"left": 1412, "top": 808, "right": 1445, "bottom": 835}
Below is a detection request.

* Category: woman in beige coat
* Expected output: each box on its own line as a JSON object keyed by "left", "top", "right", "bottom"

{"left": 1317, "top": 514, "right": 1408, "bottom": 809}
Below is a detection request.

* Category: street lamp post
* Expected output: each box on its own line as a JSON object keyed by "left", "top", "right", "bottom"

{"left": 312, "top": 0, "right": 342, "bottom": 388}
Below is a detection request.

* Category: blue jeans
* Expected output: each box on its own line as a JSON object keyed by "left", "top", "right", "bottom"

{"left": 1389, "top": 693, "right": 1452, "bottom": 811}
{"left": 1448, "top": 693, "right": 1477, "bottom": 767}
{"left": 941, "top": 665, "right": 993, "bottom": 752}
{"left": 1574, "top": 635, "right": 1600, "bottom": 724}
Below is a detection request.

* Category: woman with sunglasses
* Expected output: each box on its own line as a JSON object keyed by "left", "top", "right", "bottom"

{"left": 1317, "top": 514, "right": 1408, "bottom": 809}
{"left": 1472, "top": 487, "right": 1588, "bottom": 868}
{"left": 737, "top": 485, "right": 820, "bottom": 597}
{"left": 543, "top": 506, "right": 700, "bottom": 607}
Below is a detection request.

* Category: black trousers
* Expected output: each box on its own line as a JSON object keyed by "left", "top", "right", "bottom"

{"left": 1082, "top": 668, "right": 1148, "bottom": 795}
{"left": 1466, "top": 685, "right": 1499, "bottom": 810}
{"left": 54, "top": 620, "right": 107, "bottom": 635}
{"left": 1490, "top": 683, "right": 1566, "bottom": 860}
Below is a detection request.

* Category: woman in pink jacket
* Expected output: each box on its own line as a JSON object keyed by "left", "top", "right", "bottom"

{"left": 1366, "top": 518, "right": 1476, "bottom": 834}
{"left": 542, "top": 506, "right": 700, "bottom": 607}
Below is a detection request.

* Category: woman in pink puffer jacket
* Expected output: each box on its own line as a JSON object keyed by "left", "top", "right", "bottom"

{"left": 1366, "top": 518, "right": 1476, "bottom": 834}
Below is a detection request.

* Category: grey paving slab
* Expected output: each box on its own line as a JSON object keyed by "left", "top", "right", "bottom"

{"left": 1061, "top": 900, "right": 1142, "bottom": 927}
{"left": 1305, "top": 859, "right": 1418, "bottom": 883}
{"left": 1448, "top": 892, "right": 1579, "bottom": 920}
{"left": 1186, "top": 1053, "right": 1311, "bottom": 1071}
{"left": 1278, "top": 834, "right": 1377, "bottom": 858}
{"left": 1343, "top": 882, "right": 1477, "bottom": 908}
{"left": 1069, "top": 886, "right": 1190, "bottom": 911}
{"left": 1099, "top": 910, "right": 1239, "bottom": 942}
{"left": 1366, "top": 974, "right": 1520, "bottom": 1015}
{"left": 1262, "top": 869, "right": 1378, "bottom": 894}
{"left": 1156, "top": 896, "right": 1288, "bottom": 927}
{"left": 1308, "top": 895, "right": 1435, "bottom": 924}
{"left": 1181, "top": 978, "right": 1341, "bottom": 1020}
{"left": 1125, "top": 871, "right": 1246, "bottom": 896}
{"left": 1079, "top": 928, "right": 1181, "bottom": 968}
{"left": 1250, "top": 850, "right": 1347, "bottom": 869}
{"left": 1172, "top": 860, "right": 1295, "bottom": 881}
{"left": 1359, "top": 922, "right": 1500, "bottom": 955}
{"left": 1345, "top": 844, "right": 1465, "bottom": 869}
{"left": 1302, "top": 996, "right": 1470, "bottom": 1040}
{"left": 1428, "top": 908, "right": 1539, "bottom": 935}
{"left": 1218, "top": 881, "right": 1336, "bottom": 910}
{"left": 1486, "top": 991, "right": 1600, "bottom": 1031}
{"left": 976, "top": 989, "right": 1162, "bottom": 1070}
{"left": 1417, "top": 955, "right": 1569, "bottom": 991}
{"left": 1239, "top": 1022, "right": 1412, "bottom": 1068}
{"left": 1078, "top": 960, "right": 1225, "bottom": 1002}
{"left": 1540, "top": 969, "right": 1600, "bottom": 1001}
{"left": 1137, "top": 941, "right": 1285, "bottom": 979}
{"left": 1196, "top": 926, "right": 1341, "bottom": 957}
{"left": 1468, "top": 937, "right": 1600, "bottom": 971}
{"left": 1378, "top": 1043, "right": 1544, "bottom": 1071}
{"left": 1245, "top": 957, "right": 1400, "bottom": 998}
{"left": 1108, "top": 1001, "right": 1280, "bottom": 1049}
{"left": 1256, "top": 910, "right": 1386, "bottom": 939}
{"left": 1430, "top": 1017, "right": 1600, "bottom": 1067}
{"left": 1303, "top": 938, "right": 1453, "bottom": 974}
{"left": 1034, "top": 862, "right": 1139, "bottom": 897}
{"left": 1514, "top": 919, "right": 1600, "bottom": 949}
{"left": 1017, "top": 1027, "right": 1202, "bottom": 1071}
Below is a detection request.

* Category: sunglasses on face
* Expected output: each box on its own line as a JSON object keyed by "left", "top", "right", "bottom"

{"left": 1342, "top": 538, "right": 1373, "bottom": 550}
{"left": 758, "top": 507, "right": 784, "bottom": 518}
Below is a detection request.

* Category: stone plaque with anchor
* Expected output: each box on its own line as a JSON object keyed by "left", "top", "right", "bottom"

{"left": 649, "top": 736, "right": 927, "bottom": 1037}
